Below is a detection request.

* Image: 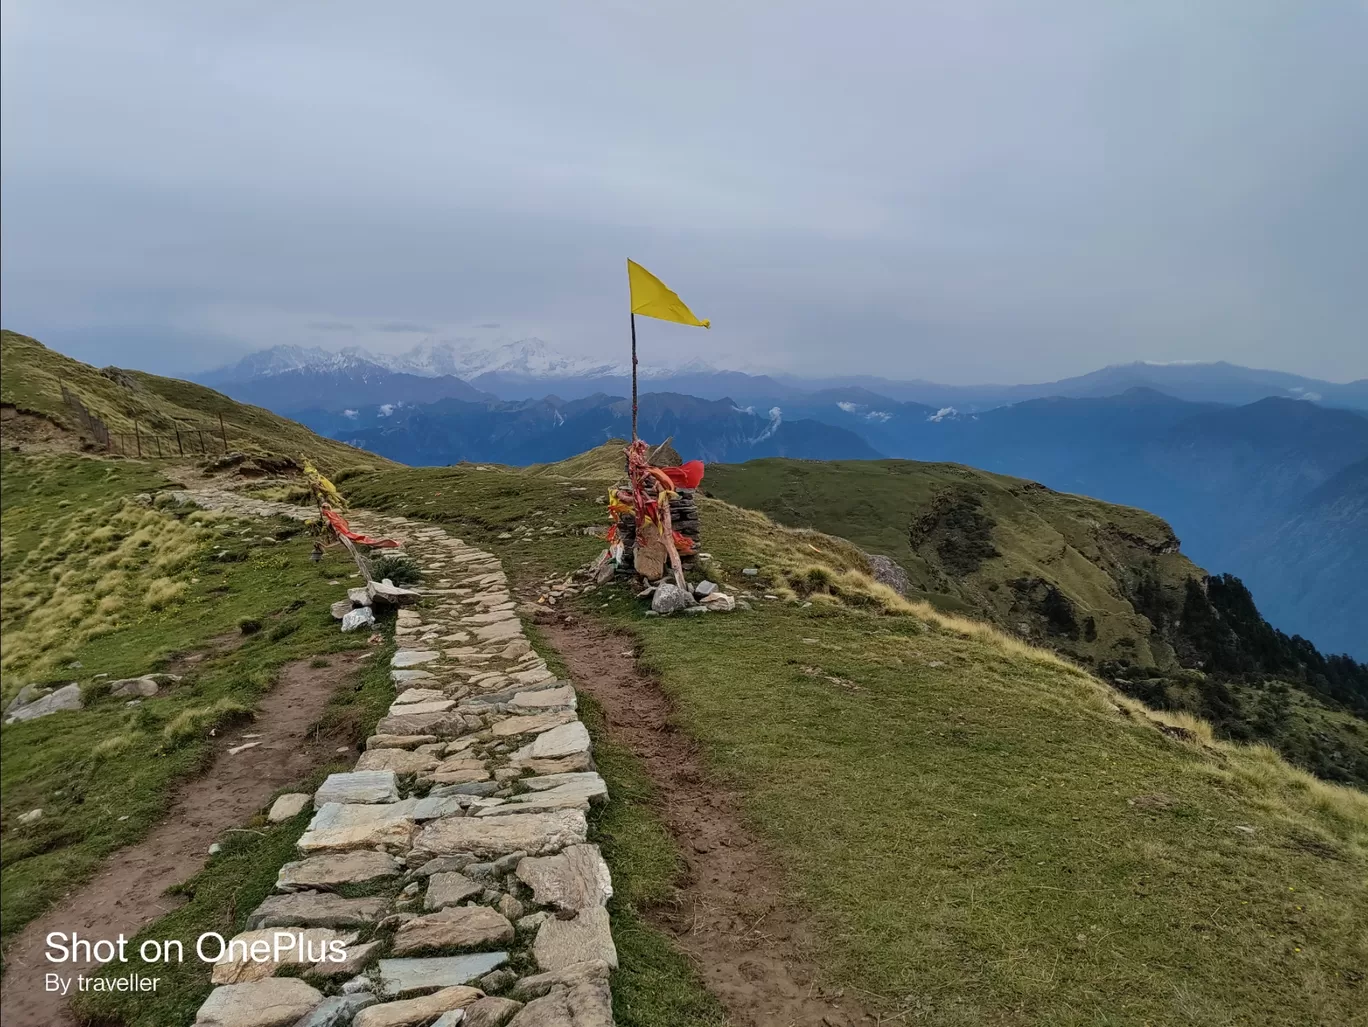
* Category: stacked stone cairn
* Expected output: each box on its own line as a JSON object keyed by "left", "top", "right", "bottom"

{"left": 193, "top": 516, "right": 616, "bottom": 1027}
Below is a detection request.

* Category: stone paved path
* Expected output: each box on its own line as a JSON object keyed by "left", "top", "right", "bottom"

{"left": 176, "top": 490, "right": 616, "bottom": 1027}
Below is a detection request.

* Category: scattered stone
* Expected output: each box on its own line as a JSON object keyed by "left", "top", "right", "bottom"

{"left": 5, "top": 682, "right": 82, "bottom": 723}
{"left": 415, "top": 810, "right": 587, "bottom": 859}
{"left": 294, "top": 993, "right": 378, "bottom": 1027}
{"left": 308, "top": 939, "right": 383, "bottom": 979}
{"left": 267, "top": 793, "right": 311, "bottom": 823}
{"left": 332, "top": 599, "right": 355, "bottom": 620}
{"left": 17, "top": 808, "right": 43, "bottom": 825}
{"left": 315, "top": 770, "right": 400, "bottom": 806}
{"left": 517, "top": 912, "right": 552, "bottom": 933}
{"left": 392, "top": 906, "right": 514, "bottom": 955}
{"left": 349, "top": 587, "right": 372, "bottom": 606}
{"left": 650, "top": 583, "right": 693, "bottom": 615}
{"left": 377, "top": 954, "right": 509, "bottom": 997}
{"left": 424, "top": 872, "right": 483, "bottom": 909}
{"left": 694, "top": 580, "right": 717, "bottom": 597}
{"left": 343, "top": 607, "right": 377, "bottom": 632}
{"left": 700, "top": 592, "right": 736, "bottom": 612}
{"left": 414, "top": 854, "right": 477, "bottom": 877}
{"left": 462, "top": 996, "right": 524, "bottom": 1027}
{"left": 193, "top": 978, "right": 322, "bottom": 1027}
{"left": 297, "top": 801, "right": 419, "bottom": 854}
{"left": 228, "top": 741, "right": 262, "bottom": 756}
{"left": 109, "top": 675, "right": 161, "bottom": 698}
{"left": 277, "top": 850, "right": 402, "bottom": 891}
{"left": 355, "top": 749, "right": 440, "bottom": 775}
{"left": 742, "top": 567, "right": 759, "bottom": 576}
{"left": 532, "top": 908, "right": 618, "bottom": 971}
{"left": 210, "top": 928, "right": 356, "bottom": 984}
{"left": 4, "top": 684, "right": 47, "bottom": 714}
{"left": 514, "top": 845, "right": 613, "bottom": 912}
{"left": 353, "top": 987, "right": 483, "bottom": 1027}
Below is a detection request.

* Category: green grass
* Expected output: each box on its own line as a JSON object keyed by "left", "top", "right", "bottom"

{"left": 0, "top": 452, "right": 377, "bottom": 949}
{"left": 1, "top": 330, "right": 390, "bottom": 475}
{"left": 354, "top": 453, "right": 1368, "bottom": 1027}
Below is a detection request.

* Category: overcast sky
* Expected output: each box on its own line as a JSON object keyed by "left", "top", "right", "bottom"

{"left": 3, "top": 1, "right": 1366, "bottom": 383}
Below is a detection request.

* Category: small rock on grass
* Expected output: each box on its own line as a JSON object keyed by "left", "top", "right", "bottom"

{"left": 267, "top": 793, "right": 311, "bottom": 823}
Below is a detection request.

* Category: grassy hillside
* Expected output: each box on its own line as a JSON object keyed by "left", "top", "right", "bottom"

{"left": 340, "top": 451, "right": 1367, "bottom": 1027}
{"left": 1, "top": 330, "right": 390, "bottom": 475}
{"left": 0, "top": 452, "right": 388, "bottom": 947}
{"left": 706, "top": 458, "right": 1368, "bottom": 786}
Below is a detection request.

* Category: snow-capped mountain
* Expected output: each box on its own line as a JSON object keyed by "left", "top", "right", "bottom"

{"left": 378, "top": 338, "right": 631, "bottom": 380}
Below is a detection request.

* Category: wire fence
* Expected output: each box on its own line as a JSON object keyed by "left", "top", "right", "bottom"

{"left": 62, "top": 383, "right": 231, "bottom": 458}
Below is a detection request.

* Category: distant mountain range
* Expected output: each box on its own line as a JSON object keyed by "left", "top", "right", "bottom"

{"left": 198, "top": 342, "right": 1368, "bottom": 412}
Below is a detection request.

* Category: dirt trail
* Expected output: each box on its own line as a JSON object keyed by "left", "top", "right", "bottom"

{"left": 542, "top": 618, "right": 879, "bottom": 1027}
{"left": 0, "top": 653, "right": 360, "bottom": 1027}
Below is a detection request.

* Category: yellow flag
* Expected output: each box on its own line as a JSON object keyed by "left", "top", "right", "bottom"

{"left": 627, "top": 259, "right": 710, "bottom": 328}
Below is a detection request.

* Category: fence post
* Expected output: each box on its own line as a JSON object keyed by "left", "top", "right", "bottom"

{"left": 198, "top": 429, "right": 205, "bottom": 454}
{"left": 154, "top": 434, "right": 162, "bottom": 458}
{"left": 219, "top": 412, "right": 228, "bottom": 453}
{"left": 175, "top": 429, "right": 183, "bottom": 456}
{"left": 134, "top": 420, "right": 142, "bottom": 457}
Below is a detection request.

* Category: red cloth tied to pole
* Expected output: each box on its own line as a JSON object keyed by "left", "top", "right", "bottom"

{"left": 321, "top": 507, "right": 402, "bottom": 548}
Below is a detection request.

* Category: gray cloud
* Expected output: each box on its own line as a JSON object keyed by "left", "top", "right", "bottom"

{"left": 2, "top": 0, "right": 1365, "bottom": 382}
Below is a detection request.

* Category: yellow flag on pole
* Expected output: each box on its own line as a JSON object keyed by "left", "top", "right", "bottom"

{"left": 627, "top": 259, "right": 710, "bottom": 328}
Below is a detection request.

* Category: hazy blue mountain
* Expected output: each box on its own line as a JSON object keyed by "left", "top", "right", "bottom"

{"left": 1231, "top": 458, "right": 1368, "bottom": 660}
{"left": 205, "top": 362, "right": 496, "bottom": 412}
{"left": 298, "top": 391, "right": 883, "bottom": 467}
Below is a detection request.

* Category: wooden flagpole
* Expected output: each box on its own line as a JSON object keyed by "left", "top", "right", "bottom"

{"left": 630, "top": 311, "right": 639, "bottom": 441}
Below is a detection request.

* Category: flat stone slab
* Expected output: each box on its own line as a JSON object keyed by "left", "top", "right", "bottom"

{"left": 246, "top": 891, "right": 387, "bottom": 930}
{"left": 391, "top": 650, "right": 441, "bottom": 668}
{"left": 314, "top": 770, "right": 399, "bottom": 806}
{"left": 353, "top": 987, "right": 483, "bottom": 1027}
{"left": 515, "top": 845, "right": 613, "bottom": 912}
{"left": 211, "top": 927, "right": 356, "bottom": 984}
{"left": 391, "top": 669, "right": 437, "bottom": 686}
{"left": 194, "top": 978, "right": 323, "bottom": 1027}
{"left": 509, "top": 667, "right": 556, "bottom": 686}
{"left": 308, "top": 938, "right": 384, "bottom": 980}
{"left": 393, "top": 687, "right": 446, "bottom": 705}
{"left": 509, "top": 686, "right": 576, "bottom": 712}
{"left": 414, "top": 810, "right": 587, "bottom": 859}
{"left": 298, "top": 801, "right": 418, "bottom": 854}
{"left": 489, "top": 710, "right": 576, "bottom": 738}
{"left": 376, "top": 953, "right": 509, "bottom": 997}
{"left": 392, "top": 905, "right": 514, "bottom": 955}
{"left": 267, "top": 793, "right": 311, "bottom": 823}
{"left": 511, "top": 721, "right": 590, "bottom": 762}
{"left": 367, "top": 734, "right": 439, "bottom": 750}
{"left": 474, "top": 620, "right": 522, "bottom": 642}
{"left": 411, "top": 795, "right": 475, "bottom": 821}
{"left": 427, "top": 756, "right": 489, "bottom": 786}
{"left": 376, "top": 711, "right": 466, "bottom": 737}
{"left": 424, "top": 871, "right": 483, "bottom": 909}
{"left": 277, "top": 850, "right": 402, "bottom": 891}
{"left": 385, "top": 699, "right": 456, "bottom": 717}
{"left": 510, "top": 959, "right": 611, "bottom": 1000}
{"left": 532, "top": 907, "right": 618, "bottom": 971}
{"left": 355, "top": 749, "right": 440, "bottom": 775}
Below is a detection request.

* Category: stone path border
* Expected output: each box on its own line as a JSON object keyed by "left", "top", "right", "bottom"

{"left": 175, "top": 490, "right": 616, "bottom": 1027}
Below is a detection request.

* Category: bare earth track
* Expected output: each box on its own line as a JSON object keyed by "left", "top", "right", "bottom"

{"left": 0, "top": 652, "right": 361, "bottom": 1027}
{"left": 543, "top": 619, "right": 879, "bottom": 1027}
